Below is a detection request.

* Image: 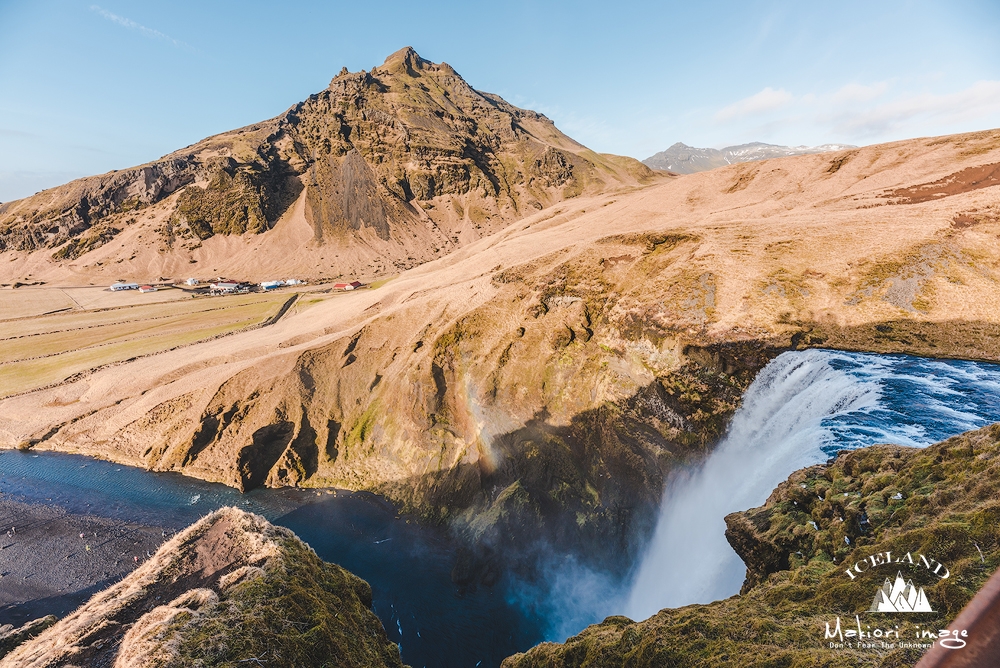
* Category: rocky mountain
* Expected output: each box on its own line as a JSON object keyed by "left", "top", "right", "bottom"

{"left": 643, "top": 141, "right": 856, "bottom": 174}
{"left": 0, "top": 507, "right": 403, "bottom": 668}
{"left": 0, "top": 47, "right": 655, "bottom": 285}
{"left": 503, "top": 420, "right": 1000, "bottom": 667}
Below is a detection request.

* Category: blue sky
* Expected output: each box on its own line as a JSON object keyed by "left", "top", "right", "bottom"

{"left": 1, "top": 0, "right": 998, "bottom": 202}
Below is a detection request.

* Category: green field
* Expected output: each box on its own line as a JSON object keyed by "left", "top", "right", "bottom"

{"left": 0, "top": 293, "right": 290, "bottom": 397}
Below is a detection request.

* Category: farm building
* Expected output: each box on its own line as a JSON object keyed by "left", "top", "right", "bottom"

{"left": 110, "top": 282, "right": 139, "bottom": 291}
{"left": 332, "top": 281, "right": 363, "bottom": 290}
{"left": 186, "top": 278, "right": 199, "bottom": 286}
{"left": 138, "top": 285, "right": 157, "bottom": 293}
{"left": 209, "top": 282, "right": 240, "bottom": 293}
{"left": 260, "top": 280, "right": 284, "bottom": 290}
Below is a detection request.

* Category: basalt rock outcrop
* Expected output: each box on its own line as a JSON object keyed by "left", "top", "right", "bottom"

{"left": 0, "top": 47, "right": 655, "bottom": 282}
{"left": 0, "top": 507, "right": 403, "bottom": 668}
{"left": 502, "top": 421, "right": 1000, "bottom": 667}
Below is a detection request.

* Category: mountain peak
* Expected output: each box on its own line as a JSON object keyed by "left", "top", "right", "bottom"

{"left": 384, "top": 45, "right": 422, "bottom": 66}
{"left": 0, "top": 49, "right": 657, "bottom": 282}
{"left": 643, "top": 140, "right": 856, "bottom": 174}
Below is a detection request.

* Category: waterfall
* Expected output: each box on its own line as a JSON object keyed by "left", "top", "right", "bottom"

{"left": 623, "top": 347, "right": 1000, "bottom": 620}
{"left": 516, "top": 349, "right": 1000, "bottom": 641}
{"left": 624, "top": 349, "right": 882, "bottom": 618}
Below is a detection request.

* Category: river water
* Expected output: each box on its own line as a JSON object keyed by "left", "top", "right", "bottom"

{"left": 0, "top": 451, "right": 540, "bottom": 668}
{"left": 3, "top": 350, "right": 1000, "bottom": 665}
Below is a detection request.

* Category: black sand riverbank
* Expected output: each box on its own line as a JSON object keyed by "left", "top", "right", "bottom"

{"left": 0, "top": 495, "right": 168, "bottom": 627}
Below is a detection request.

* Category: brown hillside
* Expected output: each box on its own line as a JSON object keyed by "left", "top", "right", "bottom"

{"left": 3, "top": 128, "right": 1000, "bottom": 569}
{"left": 0, "top": 47, "right": 656, "bottom": 286}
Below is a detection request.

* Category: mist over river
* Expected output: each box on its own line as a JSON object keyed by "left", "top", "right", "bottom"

{"left": 4, "top": 350, "right": 1000, "bottom": 666}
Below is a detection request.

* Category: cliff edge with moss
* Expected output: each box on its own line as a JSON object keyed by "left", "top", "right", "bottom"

{"left": 502, "top": 421, "right": 1000, "bottom": 667}
{"left": 0, "top": 507, "right": 404, "bottom": 668}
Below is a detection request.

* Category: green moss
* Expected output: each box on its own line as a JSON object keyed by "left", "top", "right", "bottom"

{"left": 0, "top": 616, "right": 57, "bottom": 658}
{"left": 176, "top": 163, "right": 279, "bottom": 240}
{"left": 505, "top": 422, "right": 1000, "bottom": 668}
{"left": 50, "top": 225, "right": 121, "bottom": 260}
{"left": 344, "top": 401, "right": 381, "bottom": 457}
{"left": 165, "top": 538, "right": 403, "bottom": 668}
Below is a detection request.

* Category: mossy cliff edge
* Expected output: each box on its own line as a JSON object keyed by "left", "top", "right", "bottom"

{"left": 502, "top": 421, "right": 1000, "bottom": 667}
{"left": 0, "top": 507, "right": 403, "bottom": 668}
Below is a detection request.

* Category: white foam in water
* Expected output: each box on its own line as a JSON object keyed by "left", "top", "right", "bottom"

{"left": 624, "top": 350, "right": 882, "bottom": 619}
{"left": 616, "top": 349, "right": 1000, "bottom": 621}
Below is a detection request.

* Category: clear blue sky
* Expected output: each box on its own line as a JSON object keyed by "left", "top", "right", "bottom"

{"left": 2, "top": 0, "right": 999, "bottom": 202}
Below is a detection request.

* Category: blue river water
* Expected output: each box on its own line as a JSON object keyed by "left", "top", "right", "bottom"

{"left": 819, "top": 351, "right": 1000, "bottom": 454}
{"left": 0, "top": 452, "right": 540, "bottom": 668}
{"left": 4, "top": 350, "right": 1000, "bottom": 665}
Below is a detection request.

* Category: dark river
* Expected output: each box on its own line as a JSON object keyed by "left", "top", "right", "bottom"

{"left": 0, "top": 450, "right": 542, "bottom": 668}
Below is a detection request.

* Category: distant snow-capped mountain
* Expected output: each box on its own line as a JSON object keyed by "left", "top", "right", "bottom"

{"left": 643, "top": 141, "right": 856, "bottom": 174}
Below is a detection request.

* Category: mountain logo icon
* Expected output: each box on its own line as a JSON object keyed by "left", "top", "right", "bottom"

{"left": 869, "top": 571, "right": 934, "bottom": 612}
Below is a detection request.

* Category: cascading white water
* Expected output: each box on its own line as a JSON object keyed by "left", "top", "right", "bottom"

{"left": 625, "top": 349, "right": 884, "bottom": 619}
{"left": 520, "top": 349, "right": 1000, "bottom": 641}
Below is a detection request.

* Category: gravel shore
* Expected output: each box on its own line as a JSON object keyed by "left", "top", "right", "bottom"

{"left": 0, "top": 495, "right": 168, "bottom": 627}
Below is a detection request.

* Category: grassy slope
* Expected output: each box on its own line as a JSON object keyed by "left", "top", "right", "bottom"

{"left": 0, "top": 294, "right": 289, "bottom": 397}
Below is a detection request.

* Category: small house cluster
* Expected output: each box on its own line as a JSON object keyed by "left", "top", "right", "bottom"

{"left": 333, "top": 281, "right": 363, "bottom": 290}
{"left": 209, "top": 281, "right": 243, "bottom": 295}
{"left": 259, "top": 279, "right": 304, "bottom": 290}
{"left": 111, "top": 282, "right": 158, "bottom": 294}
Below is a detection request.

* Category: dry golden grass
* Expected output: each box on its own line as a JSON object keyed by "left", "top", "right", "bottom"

{"left": 0, "top": 291, "right": 285, "bottom": 338}
{"left": 0, "top": 290, "right": 74, "bottom": 320}
{"left": 0, "top": 295, "right": 287, "bottom": 397}
{"left": 1, "top": 128, "right": 999, "bottom": 502}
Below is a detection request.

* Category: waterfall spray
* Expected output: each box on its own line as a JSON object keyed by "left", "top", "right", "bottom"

{"left": 625, "top": 350, "right": 883, "bottom": 619}
{"left": 526, "top": 349, "right": 1000, "bottom": 640}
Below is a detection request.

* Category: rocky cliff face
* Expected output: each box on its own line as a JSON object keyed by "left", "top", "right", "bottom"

{"left": 0, "top": 507, "right": 403, "bottom": 668}
{"left": 502, "top": 422, "right": 1000, "bottom": 667}
{"left": 0, "top": 47, "right": 655, "bottom": 280}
